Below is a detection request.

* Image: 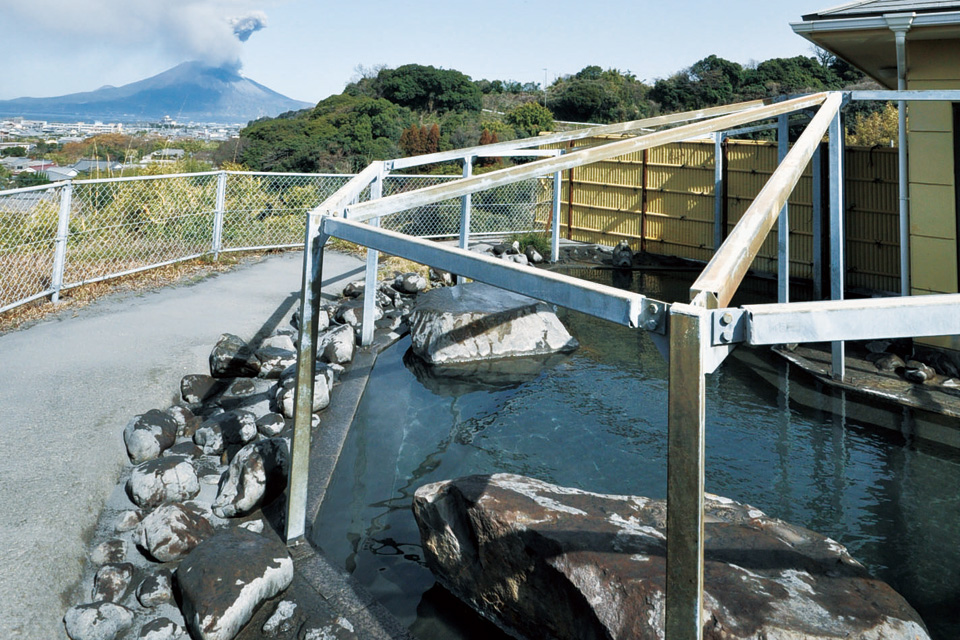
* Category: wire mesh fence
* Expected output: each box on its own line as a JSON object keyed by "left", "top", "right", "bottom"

{"left": 0, "top": 169, "right": 555, "bottom": 314}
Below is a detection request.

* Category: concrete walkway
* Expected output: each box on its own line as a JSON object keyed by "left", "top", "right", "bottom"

{"left": 0, "top": 250, "right": 364, "bottom": 640}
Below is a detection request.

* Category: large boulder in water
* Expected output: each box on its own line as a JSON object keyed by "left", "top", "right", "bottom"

{"left": 408, "top": 282, "right": 578, "bottom": 364}
{"left": 412, "top": 473, "right": 930, "bottom": 640}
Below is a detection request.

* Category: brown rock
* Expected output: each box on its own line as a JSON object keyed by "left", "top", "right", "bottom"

{"left": 413, "top": 474, "right": 930, "bottom": 640}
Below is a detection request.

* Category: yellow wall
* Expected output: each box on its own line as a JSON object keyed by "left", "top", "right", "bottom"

{"left": 907, "top": 39, "right": 960, "bottom": 348}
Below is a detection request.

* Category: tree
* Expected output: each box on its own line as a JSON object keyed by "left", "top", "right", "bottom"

{"left": 846, "top": 103, "right": 899, "bottom": 146}
{"left": 1, "top": 146, "right": 26, "bottom": 157}
{"left": 505, "top": 102, "right": 554, "bottom": 136}
{"left": 477, "top": 129, "right": 500, "bottom": 167}
{"left": 380, "top": 64, "right": 482, "bottom": 113}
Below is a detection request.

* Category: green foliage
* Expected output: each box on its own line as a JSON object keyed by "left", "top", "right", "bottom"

{"left": 505, "top": 102, "right": 554, "bottom": 136}
{"left": 1, "top": 146, "right": 27, "bottom": 157}
{"left": 846, "top": 102, "right": 899, "bottom": 147}
{"left": 547, "top": 67, "right": 649, "bottom": 123}
{"left": 509, "top": 230, "right": 551, "bottom": 258}
{"left": 379, "top": 64, "right": 482, "bottom": 113}
{"left": 14, "top": 172, "right": 51, "bottom": 188}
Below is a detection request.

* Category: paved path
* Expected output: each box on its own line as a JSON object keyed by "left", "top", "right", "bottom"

{"left": 0, "top": 250, "right": 364, "bottom": 640}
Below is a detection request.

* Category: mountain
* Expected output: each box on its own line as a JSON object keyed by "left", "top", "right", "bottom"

{"left": 0, "top": 61, "right": 313, "bottom": 124}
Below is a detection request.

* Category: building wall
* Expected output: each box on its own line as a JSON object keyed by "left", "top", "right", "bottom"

{"left": 907, "top": 39, "right": 960, "bottom": 349}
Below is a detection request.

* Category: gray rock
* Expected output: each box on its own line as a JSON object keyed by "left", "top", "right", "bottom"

{"left": 177, "top": 528, "right": 294, "bottom": 640}
{"left": 136, "top": 569, "right": 174, "bottom": 607}
{"left": 905, "top": 360, "right": 937, "bottom": 383}
{"left": 506, "top": 253, "right": 529, "bottom": 266}
{"left": 255, "top": 347, "right": 297, "bottom": 379}
{"left": 216, "top": 378, "right": 275, "bottom": 411}
{"left": 414, "top": 474, "right": 930, "bottom": 640}
{"left": 319, "top": 324, "right": 355, "bottom": 365}
{"left": 261, "top": 334, "right": 296, "bottom": 352}
{"left": 334, "top": 298, "right": 382, "bottom": 328}
{"left": 342, "top": 279, "right": 366, "bottom": 298}
{"left": 162, "top": 442, "right": 204, "bottom": 459}
{"left": 302, "top": 618, "right": 356, "bottom": 640}
{"left": 63, "top": 602, "right": 134, "bottom": 640}
{"left": 409, "top": 282, "right": 579, "bottom": 364}
{"left": 262, "top": 600, "right": 298, "bottom": 637}
{"left": 429, "top": 267, "right": 454, "bottom": 286}
{"left": 525, "top": 245, "right": 544, "bottom": 264}
{"left": 138, "top": 617, "right": 186, "bottom": 640}
{"left": 209, "top": 333, "right": 260, "bottom": 378}
{"left": 256, "top": 413, "right": 287, "bottom": 437}
{"left": 193, "top": 410, "right": 258, "bottom": 455}
{"left": 239, "top": 519, "right": 265, "bottom": 534}
{"left": 612, "top": 239, "right": 633, "bottom": 267}
{"left": 90, "top": 539, "right": 127, "bottom": 566}
{"left": 868, "top": 352, "right": 905, "bottom": 372}
{"left": 164, "top": 406, "right": 200, "bottom": 438}
{"left": 114, "top": 510, "right": 144, "bottom": 533}
{"left": 394, "top": 272, "right": 428, "bottom": 294}
{"left": 180, "top": 374, "right": 219, "bottom": 405}
{"left": 127, "top": 457, "right": 200, "bottom": 510}
{"left": 275, "top": 374, "right": 329, "bottom": 419}
{"left": 136, "top": 502, "right": 215, "bottom": 563}
{"left": 212, "top": 438, "right": 289, "bottom": 518}
{"left": 92, "top": 563, "right": 135, "bottom": 603}
{"left": 123, "top": 410, "right": 179, "bottom": 464}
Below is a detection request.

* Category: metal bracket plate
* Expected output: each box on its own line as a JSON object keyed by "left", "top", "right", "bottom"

{"left": 710, "top": 308, "right": 746, "bottom": 346}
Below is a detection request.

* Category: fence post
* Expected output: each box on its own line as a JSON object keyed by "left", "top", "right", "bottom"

{"left": 829, "top": 111, "right": 846, "bottom": 380}
{"left": 361, "top": 164, "right": 384, "bottom": 346}
{"left": 50, "top": 181, "right": 72, "bottom": 304}
{"left": 778, "top": 114, "right": 790, "bottom": 303}
{"left": 812, "top": 144, "right": 823, "bottom": 300}
{"left": 458, "top": 156, "right": 473, "bottom": 250}
{"left": 665, "top": 302, "right": 707, "bottom": 640}
{"left": 212, "top": 170, "right": 227, "bottom": 259}
{"left": 551, "top": 167, "right": 561, "bottom": 263}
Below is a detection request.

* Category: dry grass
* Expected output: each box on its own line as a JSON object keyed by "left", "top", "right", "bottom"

{"left": 0, "top": 252, "right": 271, "bottom": 335}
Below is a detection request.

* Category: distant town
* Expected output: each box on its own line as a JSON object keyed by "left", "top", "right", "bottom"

{"left": 0, "top": 115, "right": 243, "bottom": 188}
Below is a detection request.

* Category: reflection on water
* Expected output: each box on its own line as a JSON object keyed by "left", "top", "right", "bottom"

{"left": 313, "top": 267, "right": 960, "bottom": 640}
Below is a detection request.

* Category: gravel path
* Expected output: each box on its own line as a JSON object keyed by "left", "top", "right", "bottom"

{"left": 0, "top": 250, "right": 364, "bottom": 639}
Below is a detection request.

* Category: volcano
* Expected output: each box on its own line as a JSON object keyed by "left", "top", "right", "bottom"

{"left": 0, "top": 61, "right": 313, "bottom": 124}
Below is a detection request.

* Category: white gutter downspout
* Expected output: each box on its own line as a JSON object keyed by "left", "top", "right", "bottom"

{"left": 886, "top": 12, "right": 915, "bottom": 296}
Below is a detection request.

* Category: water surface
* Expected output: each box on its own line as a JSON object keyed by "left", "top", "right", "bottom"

{"left": 313, "top": 268, "right": 960, "bottom": 639}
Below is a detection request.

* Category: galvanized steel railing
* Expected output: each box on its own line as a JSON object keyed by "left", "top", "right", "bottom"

{"left": 0, "top": 170, "right": 553, "bottom": 314}
{"left": 286, "top": 90, "right": 960, "bottom": 640}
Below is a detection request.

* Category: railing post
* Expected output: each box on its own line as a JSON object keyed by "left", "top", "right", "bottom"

{"left": 286, "top": 210, "right": 327, "bottom": 543}
{"left": 458, "top": 156, "right": 473, "bottom": 250}
{"left": 829, "top": 111, "right": 845, "bottom": 380}
{"left": 778, "top": 114, "right": 790, "bottom": 303}
{"left": 665, "top": 302, "right": 707, "bottom": 640}
{"left": 551, "top": 167, "right": 561, "bottom": 262}
{"left": 812, "top": 143, "right": 823, "bottom": 300}
{"left": 361, "top": 164, "right": 384, "bottom": 346}
{"left": 212, "top": 170, "right": 227, "bottom": 259}
{"left": 713, "top": 132, "right": 724, "bottom": 252}
{"left": 50, "top": 181, "right": 72, "bottom": 303}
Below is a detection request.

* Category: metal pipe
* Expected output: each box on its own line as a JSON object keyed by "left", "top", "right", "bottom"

{"left": 552, "top": 168, "right": 561, "bottom": 262}
{"left": 642, "top": 148, "right": 650, "bottom": 253}
{"left": 459, "top": 156, "right": 473, "bottom": 250}
{"left": 896, "top": 31, "right": 910, "bottom": 296}
{"left": 828, "top": 109, "right": 846, "bottom": 380}
{"left": 812, "top": 144, "right": 823, "bottom": 300}
{"left": 691, "top": 93, "right": 841, "bottom": 309}
{"left": 286, "top": 212, "right": 327, "bottom": 543}
{"left": 212, "top": 171, "right": 227, "bottom": 259}
{"left": 713, "top": 133, "right": 723, "bottom": 252}
{"left": 361, "top": 167, "right": 384, "bottom": 346}
{"left": 50, "top": 182, "right": 72, "bottom": 304}
{"left": 665, "top": 303, "right": 707, "bottom": 640}
{"left": 778, "top": 115, "right": 790, "bottom": 303}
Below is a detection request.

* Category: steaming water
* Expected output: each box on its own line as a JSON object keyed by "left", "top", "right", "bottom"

{"left": 312, "top": 269, "right": 960, "bottom": 639}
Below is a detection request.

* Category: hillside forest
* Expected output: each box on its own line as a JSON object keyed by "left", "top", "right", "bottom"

{"left": 2, "top": 53, "right": 895, "bottom": 188}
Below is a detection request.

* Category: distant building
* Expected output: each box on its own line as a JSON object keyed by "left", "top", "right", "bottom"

{"left": 72, "top": 158, "right": 123, "bottom": 173}
{"left": 42, "top": 166, "right": 78, "bottom": 181}
{"left": 141, "top": 148, "right": 186, "bottom": 164}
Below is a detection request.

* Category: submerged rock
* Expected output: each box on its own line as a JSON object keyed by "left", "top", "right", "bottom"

{"left": 612, "top": 239, "right": 633, "bottom": 267}
{"left": 408, "top": 282, "right": 578, "bottom": 364}
{"left": 413, "top": 473, "right": 930, "bottom": 640}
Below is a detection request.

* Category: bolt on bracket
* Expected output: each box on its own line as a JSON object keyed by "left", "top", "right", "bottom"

{"left": 711, "top": 308, "right": 746, "bottom": 345}
{"left": 639, "top": 300, "right": 667, "bottom": 334}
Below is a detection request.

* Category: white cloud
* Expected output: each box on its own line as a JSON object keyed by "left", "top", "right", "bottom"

{"left": 0, "top": 1, "right": 272, "bottom": 68}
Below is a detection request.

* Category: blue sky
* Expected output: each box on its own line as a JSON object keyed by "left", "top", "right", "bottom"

{"left": 0, "top": 0, "right": 833, "bottom": 103}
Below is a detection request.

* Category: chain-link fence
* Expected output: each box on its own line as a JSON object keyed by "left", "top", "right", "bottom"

{"left": 0, "top": 170, "right": 554, "bottom": 313}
